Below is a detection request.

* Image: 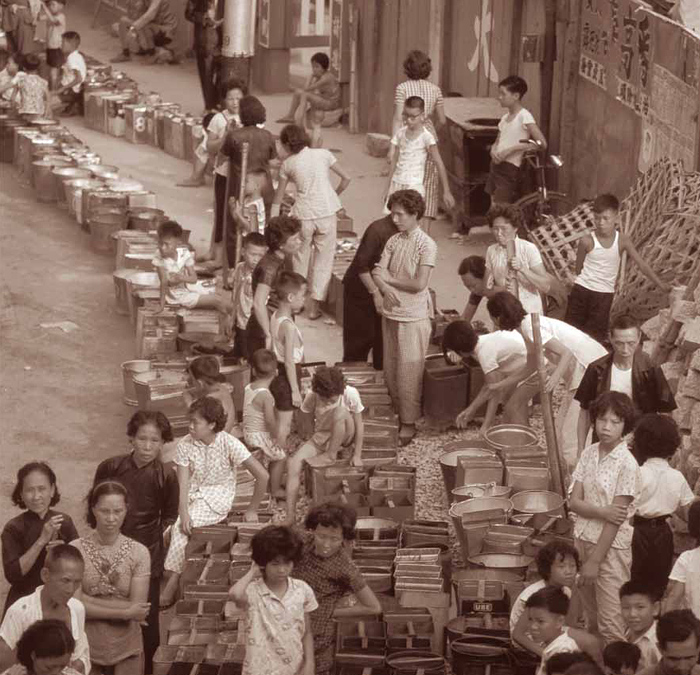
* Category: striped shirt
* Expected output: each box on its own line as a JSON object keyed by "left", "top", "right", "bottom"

{"left": 375, "top": 226, "right": 437, "bottom": 322}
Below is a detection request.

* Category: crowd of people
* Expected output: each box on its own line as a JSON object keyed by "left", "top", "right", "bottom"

{"left": 1, "top": 5, "right": 699, "bottom": 672}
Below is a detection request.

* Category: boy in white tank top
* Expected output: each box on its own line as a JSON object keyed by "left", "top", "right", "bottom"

{"left": 565, "top": 193, "right": 669, "bottom": 344}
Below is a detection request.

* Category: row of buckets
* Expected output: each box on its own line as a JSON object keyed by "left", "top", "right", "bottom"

{"left": 0, "top": 109, "right": 171, "bottom": 255}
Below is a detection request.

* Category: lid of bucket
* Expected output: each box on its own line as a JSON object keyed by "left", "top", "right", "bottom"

{"left": 107, "top": 179, "right": 144, "bottom": 192}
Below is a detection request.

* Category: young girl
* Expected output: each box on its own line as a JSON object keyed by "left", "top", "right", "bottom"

{"left": 159, "top": 396, "right": 269, "bottom": 607}
{"left": 6, "top": 619, "right": 79, "bottom": 675}
{"left": 665, "top": 500, "right": 700, "bottom": 620}
{"left": 242, "top": 349, "right": 286, "bottom": 499}
{"left": 184, "top": 356, "right": 236, "bottom": 434}
{"left": 568, "top": 391, "right": 641, "bottom": 644}
{"left": 12, "top": 54, "right": 49, "bottom": 117}
{"left": 229, "top": 526, "right": 317, "bottom": 675}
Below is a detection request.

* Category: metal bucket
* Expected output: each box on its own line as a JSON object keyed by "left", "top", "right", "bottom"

{"left": 449, "top": 497, "right": 513, "bottom": 561}
{"left": 33, "top": 158, "right": 71, "bottom": 202}
{"left": 65, "top": 179, "right": 104, "bottom": 223}
{"left": 128, "top": 207, "right": 166, "bottom": 232}
{"left": 90, "top": 164, "right": 119, "bottom": 180}
{"left": 466, "top": 553, "right": 534, "bottom": 582}
{"left": 126, "top": 272, "right": 160, "bottom": 323}
{"left": 0, "top": 117, "right": 25, "bottom": 163}
{"left": 450, "top": 636, "right": 513, "bottom": 675}
{"left": 52, "top": 167, "right": 93, "bottom": 205}
{"left": 113, "top": 269, "right": 141, "bottom": 315}
{"left": 439, "top": 446, "right": 496, "bottom": 497}
{"left": 90, "top": 210, "right": 129, "bottom": 254}
{"left": 121, "top": 359, "right": 152, "bottom": 405}
{"left": 107, "top": 178, "right": 144, "bottom": 193}
{"left": 510, "top": 490, "right": 566, "bottom": 533}
{"left": 484, "top": 424, "right": 539, "bottom": 457}
{"left": 83, "top": 190, "right": 128, "bottom": 231}
{"left": 386, "top": 650, "right": 447, "bottom": 675}
{"left": 452, "top": 484, "right": 512, "bottom": 503}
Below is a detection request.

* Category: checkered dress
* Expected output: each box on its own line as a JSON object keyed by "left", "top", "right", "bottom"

{"left": 292, "top": 533, "right": 367, "bottom": 675}
{"left": 395, "top": 79, "right": 445, "bottom": 218}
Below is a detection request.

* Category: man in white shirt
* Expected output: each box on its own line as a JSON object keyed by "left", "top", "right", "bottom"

{"left": 575, "top": 315, "right": 676, "bottom": 452}
{"left": 0, "top": 545, "right": 89, "bottom": 674}
{"left": 55, "top": 32, "right": 86, "bottom": 116}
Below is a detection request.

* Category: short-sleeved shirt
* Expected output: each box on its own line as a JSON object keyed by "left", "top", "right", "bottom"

{"left": 390, "top": 126, "right": 436, "bottom": 187}
{"left": 251, "top": 251, "right": 291, "bottom": 314}
{"left": 343, "top": 216, "right": 398, "bottom": 298}
{"left": 509, "top": 580, "right": 573, "bottom": 633}
{"left": 669, "top": 547, "right": 700, "bottom": 620}
{"left": 394, "top": 79, "right": 444, "bottom": 119}
{"left": 1, "top": 510, "right": 79, "bottom": 613}
{"left": 0, "top": 586, "right": 90, "bottom": 674}
{"left": 280, "top": 147, "right": 342, "bottom": 220}
{"left": 570, "top": 440, "right": 641, "bottom": 549}
{"left": 175, "top": 431, "right": 251, "bottom": 516}
{"left": 375, "top": 227, "right": 437, "bottom": 322}
{"left": 473, "top": 330, "right": 528, "bottom": 376}
{"left": 494, "top": 107, "right": 536, "bottom": 167}
{"left": 537, "top": 630, "right": 579, "bottom": 675}
{"left": 1, "top": 665, "right": 81, "bottom": 675}
{"left": 70, "top": 533, "right": 151, "bottom": 665}
{"left": 636, "top": 458, "right": 695, "bottom": 518}
{"left": 301, "top": 385, "right": 364, "bottom": 418}
{"left": 232, "top": 261, "right": 255, "bottom": 329}
{"left": 627, "top": 622, "right": 661, "bottom": 671}
{"left": 519, "top": 315, "right": 607, "bottom": 390}
{"left": 46, "top": 11, "right": 66, "bottom": 49}
{"left": 221, "top": 126, "right": 277, "bottom": 201}
{"left": 292, "top": 532, "right": 367, "bottom": 674}
{"left": 242, "top": 577, "right": 318, "bottom": 675}
{"left": 208, "top": 110, "right": 239, "bottom": 176}
{"left": 18, "top": 74, "right": 48, "bottom": 115}
{"left": 486, "top": 237, "right": 544, "bottom": 315}
{"left": 61, "top": 51, "right": 86, "bottom": 93}
{"left": 152, "top": 246, "right": 197, "bottom": 305}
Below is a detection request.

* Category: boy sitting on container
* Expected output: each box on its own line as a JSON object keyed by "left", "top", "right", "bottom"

{"left": 283, "top": 366, "right": 365, "bottom": 526}
{"left": 153, "top": 219, "right": 230, "bottom": 315}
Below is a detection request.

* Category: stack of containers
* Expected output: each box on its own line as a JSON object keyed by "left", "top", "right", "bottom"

{"left": 353, "top": 517, "right": 399, "bottom": 598}
{"left": 369, "top": 465, "right": 416, "bottom": 521}
{"left": 394, "top": 548, "right": 444, "bottom": 596}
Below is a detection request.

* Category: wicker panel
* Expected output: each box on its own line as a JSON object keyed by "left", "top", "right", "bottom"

{"left": 527, "top": 202, "right": 595, "bottom": 285}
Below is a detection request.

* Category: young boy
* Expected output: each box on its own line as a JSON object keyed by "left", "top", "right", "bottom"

{"left": 0, "top": 545, "right": 89, "bottom": 674}
{"left": 55, "top": 31, "right": 86, "bottom": 116}
{"left": 619, "top": 581, "right": 661, "bottom": 670}
{"left": 487, "top": 75, "right": 547, "bottom": 205}
{"left": 0, "top": 51, "right": 20, "bottom": 102}
{"left": 602, "top": 642, "right": 641, "bottom": 675}
{"left": 512, "top": 541, "right": 580, "bottom": 656}
{"left": 229, "top": 168, "right": 268, "bottom": 237}
{"left": 285, "top": 366, "right": 365, "bottom": 525}
{"left": 269, "top": 271, "right": 306, "bottom": 449}
{"left": 384, "top": 95, "right": 455, "bottom": 215}
{"left": 630, "top": 414, "right": 695, "bottom": 592}
{"left": 442, "top": 319, "right": 528, "bottom": 433}
{"left": 41, "top": 0, "right": 66, "bottom": 90}
{"left": 229, "top": 232, "right": 267, "bottom": 361}
{"left": 526, "top": 587, "right": 580, "bottom": 675}
{"left": 277, "top": 52, "right": 341, "bottom": 148}
{"left": 565, "top": 193, "right": 670, "bottom": 344}
{"left": 568, "top": 391, "right": 641, "bottom": 644}
{"left": 229, "top": 526, "right": 317, "bottom": 675}
{"left": 292, "top": 503, "right": 382, "bottom": 675}
{"left": 153, "top": 219, "right": 230, "bottom": 314}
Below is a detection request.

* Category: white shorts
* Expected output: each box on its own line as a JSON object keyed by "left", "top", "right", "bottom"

{"left": 244, "top": 430, "right": 286, "bottom": 462}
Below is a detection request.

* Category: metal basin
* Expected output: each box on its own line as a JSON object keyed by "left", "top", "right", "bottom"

{"left": 439, "top": 446, "right": 496, "bottom": 496}
{"left": 510, "top": 490, "right": 566, "bottom": 532}
{"left": 467, "top": 553, "right": 534, "bottom": 581}
{"left": 484, "top": 424, "right": 539, "bottom": 454}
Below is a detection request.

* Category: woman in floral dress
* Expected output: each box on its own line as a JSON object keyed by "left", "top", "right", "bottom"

{"left": 70, "top": 481, "right": 151, "bottom": 675}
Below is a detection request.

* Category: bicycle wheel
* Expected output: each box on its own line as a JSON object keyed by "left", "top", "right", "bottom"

{"left": 515, "top": 191, "right": 574, "bottom": 238}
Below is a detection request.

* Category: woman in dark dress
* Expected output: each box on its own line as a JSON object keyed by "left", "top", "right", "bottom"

{"left": 1, "top": 462, "right": 78, "bottom": 617}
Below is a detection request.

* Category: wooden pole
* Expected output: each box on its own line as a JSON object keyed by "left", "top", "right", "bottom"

{"left": 506, "top": 239, "right": 519, "bottom": 297}
{"left": 531, "top": 313, "right": 568, "bottom": 498}
{"left": 540, "top": 0, "right": 558, "bottom": 146}
{"left": 234, "top": 141, "right": 249, "bottom": 267}
{"left": 348, "top": 4, "right": 359, "bottom": 134}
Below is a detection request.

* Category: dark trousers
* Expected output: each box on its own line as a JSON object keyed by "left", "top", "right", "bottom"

{"left": 194, "top": 24, "right": 218, "bottom": 109}
{"left": 342, "top": 284, "right": 384, "bottom": 370}
{"left": 246, "top": 312, "right": 267, "bottom": 360}
{"left": 143, "top": 574, "right": 161, "bottom": 674}
{"left": 564, "top": 283, "right": 614, "bottom": 345}
{"left": 631, "top": 517, "right": 674, "bottom": 593}
{"left": 232, "top": 325, "right": 248, "bottom": 361}
{"left": 214, "top": 172, "right": 238, "bottom": 265}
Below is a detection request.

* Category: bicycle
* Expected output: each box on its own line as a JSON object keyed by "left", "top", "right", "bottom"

{"left": 515, "top": 139, "right": 573, "bottom": 237}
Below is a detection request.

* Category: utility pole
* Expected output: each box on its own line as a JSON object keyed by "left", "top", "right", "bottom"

{"left": 220, "top": 0, "right": 257, "bottom": 91}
